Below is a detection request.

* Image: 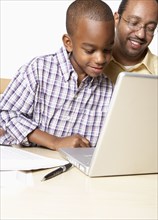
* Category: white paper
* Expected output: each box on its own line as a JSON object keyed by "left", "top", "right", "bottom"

{"left": 0, "top": 146, "right": 68, "bottom": 171}
{"left": 1, "top": 170, "right": 34, "bottom": 189}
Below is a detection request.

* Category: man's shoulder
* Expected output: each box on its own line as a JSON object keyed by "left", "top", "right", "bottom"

{"left": 144, "top": 50, "right": 158, "bottom": 75}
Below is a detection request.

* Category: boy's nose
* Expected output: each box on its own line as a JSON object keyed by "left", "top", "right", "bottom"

{"left": 95, "top": 52, "right": 106, "bottom": 64}
{"left": 95, "top": 51, "right": 111, "bottom": 65}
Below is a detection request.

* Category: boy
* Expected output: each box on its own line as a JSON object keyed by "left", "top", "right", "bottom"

{"left": 0, "top": 0, "right": 114, "bottom": 150}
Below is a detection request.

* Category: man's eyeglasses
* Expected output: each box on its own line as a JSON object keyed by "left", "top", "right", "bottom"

{"left": 120, "top": 15, "right": 157, "bottom": 36}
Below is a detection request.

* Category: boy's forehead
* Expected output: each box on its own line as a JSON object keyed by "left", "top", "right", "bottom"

{"left": 77, "top": 17, "right": 113, "bottom": 28}
{"left": 75, "top": 18, "right": 114, "bottom": 44}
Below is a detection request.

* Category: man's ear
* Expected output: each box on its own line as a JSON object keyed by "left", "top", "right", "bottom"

{"left": 114, "top": 12, "right": 120, "bottom": 27}
{"left": 62, "top": 34, "right": 73, "bottom": 53}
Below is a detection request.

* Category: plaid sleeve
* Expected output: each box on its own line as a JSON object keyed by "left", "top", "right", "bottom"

{"left": 0, "top": 59, "right": 39, "bottom": 145}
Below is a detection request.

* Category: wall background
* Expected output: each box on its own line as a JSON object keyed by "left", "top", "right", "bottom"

{"left": 1, "top": 0, "right": 158, "bottom": 79}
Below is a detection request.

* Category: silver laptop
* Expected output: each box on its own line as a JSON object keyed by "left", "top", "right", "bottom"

{"left": 59, "top": 72, "right": 158, "bottom": 177}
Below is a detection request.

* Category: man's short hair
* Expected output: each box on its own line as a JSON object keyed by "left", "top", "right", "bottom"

{"left": 118, "top": 0, "right": 158, "bottom": 16}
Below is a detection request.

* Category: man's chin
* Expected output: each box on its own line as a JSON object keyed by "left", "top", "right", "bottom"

{"left": 125, "top": 48, "right": 144, "bottom": 58}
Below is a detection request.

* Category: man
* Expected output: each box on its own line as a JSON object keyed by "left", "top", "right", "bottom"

{"left": 104, "top": 0, "right": 158, "bottom": 84}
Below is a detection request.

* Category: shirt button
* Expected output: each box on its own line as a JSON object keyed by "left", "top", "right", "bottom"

{"left": 74, "top": 93, "right": 78, "bottom": 99}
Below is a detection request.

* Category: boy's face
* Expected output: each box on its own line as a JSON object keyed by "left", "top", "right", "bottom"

{"left": 65, "top": 18, "right": 114, "bottom": 82}
{"left": 114, "top": 0, "right": 158, "bottom": 60}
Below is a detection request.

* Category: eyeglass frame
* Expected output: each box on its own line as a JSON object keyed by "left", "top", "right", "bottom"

{"left": 119, "top": 15, "right": 158, "bottom": 36}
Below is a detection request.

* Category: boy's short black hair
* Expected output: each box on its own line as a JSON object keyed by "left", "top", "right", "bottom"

{"left": 66, "top": 0, "right": 114, "bottom": 36}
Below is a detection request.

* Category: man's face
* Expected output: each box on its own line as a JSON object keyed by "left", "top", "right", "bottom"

{"left": 69, "top": 18, "right": 114, "bottom": 82}
{"left": 115, "top": 0, "right": 158, "bottom": 60}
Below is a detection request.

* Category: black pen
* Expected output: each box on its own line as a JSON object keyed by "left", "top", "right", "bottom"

{"left": 41, "top": 163, "right": 72, "bottom": 181}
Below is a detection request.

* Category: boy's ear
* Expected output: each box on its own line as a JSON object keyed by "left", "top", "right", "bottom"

{"left": 62, "top": 34, "right": 73, "bottom": 53}
{"left": 114, "top": 12, "right": 120, "bottom": 27}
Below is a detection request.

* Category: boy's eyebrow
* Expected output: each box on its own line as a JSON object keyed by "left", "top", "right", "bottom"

{"left": 82, "top": 41, "right": 114, "bottom": 48}
{"left": 82, "top": 43, "right": 95, "bottom": 47}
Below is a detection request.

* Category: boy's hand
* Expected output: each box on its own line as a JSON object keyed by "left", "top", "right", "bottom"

{"left": 52, "top": 134, "right": 90, "bottom": 150}
{"left": 0, "top": 128, "right": 5, "bottom": 136}
{"left": 28, "top": 129, "right": 90, "bottom": 150}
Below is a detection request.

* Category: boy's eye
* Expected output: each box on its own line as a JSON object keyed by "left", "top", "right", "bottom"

{"left": 84, "top": 49, "right": 94, "bottom": 54}
{"left": 84, "top": 49, "right": 112, "bottom": 55}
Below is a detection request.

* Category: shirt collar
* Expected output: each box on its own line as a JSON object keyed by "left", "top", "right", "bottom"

{"left": 111, "top": 49, "right": 155, "bottom": 73}
{"left": 56, "top": 46, "right": 74, "bottom": 82}
{"left": 141, "top": 49, "right": 155, "bottom": 74}
{"left": 56, "top": 46, "right": 108, "bottom": 87}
